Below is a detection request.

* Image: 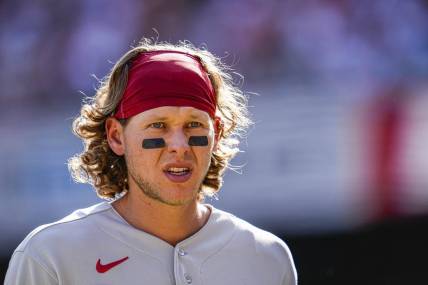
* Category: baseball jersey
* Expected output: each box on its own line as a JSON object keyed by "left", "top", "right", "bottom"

{"left": 5, "top": 202, "right": 297, "bottom": 285}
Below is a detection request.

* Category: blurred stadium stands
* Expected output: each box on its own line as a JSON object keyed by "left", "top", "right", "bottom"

{"left": 1, "top": 0, "right": 428, "bottom": 284}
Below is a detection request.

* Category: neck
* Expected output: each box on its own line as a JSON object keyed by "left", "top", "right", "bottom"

{"left": 112, "top": 189, "right": 210, "bottom": 246}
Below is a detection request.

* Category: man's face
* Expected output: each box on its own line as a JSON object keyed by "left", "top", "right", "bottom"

{"left": 116, "top": 106, "right": 216, "bottom": 206}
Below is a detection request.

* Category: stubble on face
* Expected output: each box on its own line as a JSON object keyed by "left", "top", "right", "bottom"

{"left": 127, "top": 161, "right": 206, "bottom": 206}
{"left": 119, "top": 107, "right": 215, "bottom": 207}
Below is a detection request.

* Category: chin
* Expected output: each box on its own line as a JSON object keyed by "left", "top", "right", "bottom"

{"left": 158, "top": 196, "right": 196, "bottom": 206}
{"left": 159, "top": 187, "right": 199, "bottom": 206}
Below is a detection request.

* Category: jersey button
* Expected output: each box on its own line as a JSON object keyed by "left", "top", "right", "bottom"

{"left": 184, "top": 274, "right": 192, "bottom": 284}
{"left": 178, "top": 248, "right": 187, "bottom": 256}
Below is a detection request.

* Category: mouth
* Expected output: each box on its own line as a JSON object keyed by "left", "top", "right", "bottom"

{"left": 163, "top": 164, "right": 193, "bottom": 183}
{"left": 165, "top": 167, "right": 191, "bottom": 176}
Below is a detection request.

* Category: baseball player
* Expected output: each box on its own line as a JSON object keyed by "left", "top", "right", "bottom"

{"left": 5, "top": 39, "right": 297, "bottom": 285}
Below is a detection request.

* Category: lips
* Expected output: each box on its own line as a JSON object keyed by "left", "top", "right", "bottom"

{"left": 163, "top": 163, "right": 193, "bottom": 183}
{"left": 166, "top": 167, "right": 190, "bottom": 176}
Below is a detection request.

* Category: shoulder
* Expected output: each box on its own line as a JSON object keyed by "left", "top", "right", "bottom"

{"left": 206, "top": 206, "right": 298, "bottom": 284}
{"left": 15, "top": 202, "right": 111, "bottom": 255}
{"left": 6, "top": 202, "right": 113, "bottom": 284}
{"left": 211, "top": 206, "right": 294, "bottom": 262}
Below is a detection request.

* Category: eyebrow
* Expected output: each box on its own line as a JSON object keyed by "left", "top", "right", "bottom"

{"left": 189, "top": 114, "right": 204, "bottom": 120}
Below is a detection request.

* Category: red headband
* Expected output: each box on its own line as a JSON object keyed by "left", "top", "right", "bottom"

{"left": 114, "top": 50, "right": 216, "bottom": 119}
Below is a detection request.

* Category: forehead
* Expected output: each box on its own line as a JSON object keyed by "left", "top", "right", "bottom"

{"left": 132, "top": 106, "right": 211, "bottom": 122}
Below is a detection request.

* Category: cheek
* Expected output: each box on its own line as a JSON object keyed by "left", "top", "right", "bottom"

{"left": 124, "top": 138, "right": 142, "bottom": 158}
{"left": 124, "top": 139, "right": 161, "bottom": 168}
{"left": 193, "top": 143, "right": 214, "bottom": 165}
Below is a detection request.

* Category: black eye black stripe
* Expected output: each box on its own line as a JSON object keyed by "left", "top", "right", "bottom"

{"left": 142, "top": 136, "right": 209, "bottom": 149}
{"left": 142, "top": 138, "right": 166, "bottom": 149}
{"left": 188, "top": 136, "right": 208, "bottom": 146}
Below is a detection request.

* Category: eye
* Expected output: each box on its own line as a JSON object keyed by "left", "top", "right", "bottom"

{"left": 150, "top": 122, "right": 165, "bottom": 129}
{"left": 188, "top": 121, "right": 202, "bottom": 128}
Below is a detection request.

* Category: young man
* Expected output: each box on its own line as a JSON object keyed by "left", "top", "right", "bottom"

{"left": 5, "top": 39, "right": 297, "bottom": 284}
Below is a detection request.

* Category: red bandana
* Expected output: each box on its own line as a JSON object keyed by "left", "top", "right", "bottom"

{"left": 113, "top": 50, "right": 216, "bottom": 119}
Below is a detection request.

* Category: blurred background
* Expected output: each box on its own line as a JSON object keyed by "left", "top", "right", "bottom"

{"left": 1, "top": 0, "right": 428, "bottom": 284}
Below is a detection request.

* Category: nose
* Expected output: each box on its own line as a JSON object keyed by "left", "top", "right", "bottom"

{"left": 166, "top": 129, "right": 190, "bottom": 157}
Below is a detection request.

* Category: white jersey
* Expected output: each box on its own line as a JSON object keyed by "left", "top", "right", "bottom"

{"left": 5, "top": 202, "right": 297, "bottom": 285}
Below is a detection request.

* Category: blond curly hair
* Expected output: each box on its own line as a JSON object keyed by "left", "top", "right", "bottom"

{"left": 68, "top": 38, "right": 251, "bottom": 200}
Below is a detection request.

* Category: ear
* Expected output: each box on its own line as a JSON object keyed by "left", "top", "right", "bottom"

{"left": 213, "top": 116, "right": 224, "bottom": 152}
{"left": 105, "top": 117, "right": 125, "bottom": 156}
